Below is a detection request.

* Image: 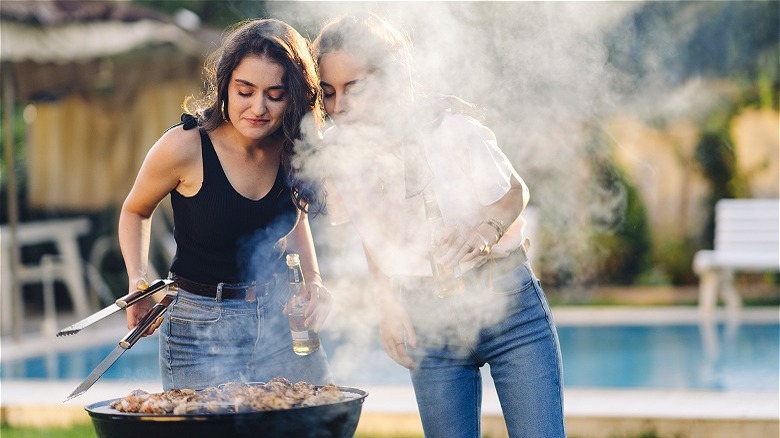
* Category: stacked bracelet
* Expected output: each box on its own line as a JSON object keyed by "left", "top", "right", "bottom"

{"left": 483, "top": 218, "right": 507, "bottom": 241}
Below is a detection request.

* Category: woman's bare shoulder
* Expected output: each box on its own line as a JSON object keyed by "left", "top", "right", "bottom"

{"left": 152, "top": 124, "right": 202, "bottom": 163}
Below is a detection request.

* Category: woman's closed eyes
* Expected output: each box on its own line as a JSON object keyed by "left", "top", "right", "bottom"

{"left": 321, "top": 78, "right": 368, "bottom": 99}
{"left": 235, "top": 78, "right": 287, "bottom": 102}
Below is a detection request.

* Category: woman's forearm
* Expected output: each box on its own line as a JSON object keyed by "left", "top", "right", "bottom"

{"left": 118, "top": 205, "right": 153, "bottom": 287}
{"left": 478, "top": 175, "right": 529, "bottom": 244}
{"left": 286, "top": 213, "right": 323, "bottom": 285}
{"left": 361, "top": 243, "right": 395, "bottom": 305}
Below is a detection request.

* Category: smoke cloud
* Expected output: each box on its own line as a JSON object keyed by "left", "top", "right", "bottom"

{"left": 268, "top": 1, "right": 643, "bottom": 381}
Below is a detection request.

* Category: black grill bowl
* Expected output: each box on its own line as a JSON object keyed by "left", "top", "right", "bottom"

{"left": 86, "top": 386, "right": 368, "bottom": 438}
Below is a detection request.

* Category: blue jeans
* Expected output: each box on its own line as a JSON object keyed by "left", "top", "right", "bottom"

{"left": 402, "top": 261, "right": 565, "bottom": 438}
{"left": 159, "top": 277, "right": 332, "bottom": 390}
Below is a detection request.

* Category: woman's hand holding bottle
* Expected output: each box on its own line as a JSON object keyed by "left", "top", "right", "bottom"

{"left": 435, "top": 222, "right": 501, "bottom": 272}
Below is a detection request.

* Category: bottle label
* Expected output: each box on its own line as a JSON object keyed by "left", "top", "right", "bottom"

{"left": 291, "top": 330, "right": 310, "bottom": 341}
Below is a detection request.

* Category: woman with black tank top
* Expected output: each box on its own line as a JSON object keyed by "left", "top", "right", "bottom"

{"left": 118, "top": 19, "right": 333, "bottom": 390}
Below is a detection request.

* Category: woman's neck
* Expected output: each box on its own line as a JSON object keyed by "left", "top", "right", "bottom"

{"left": 214, "top": 123, "right": 285, "bottom": 155}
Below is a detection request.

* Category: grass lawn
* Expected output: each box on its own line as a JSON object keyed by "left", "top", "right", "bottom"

{"left": 0, "top": 423, "right": 97, "bottom": 438}
{"left": 0, "top": 424, "right": 426, "bottom": 438}
{"left": 0, "top": 423, "right": 663, "bottom": 438}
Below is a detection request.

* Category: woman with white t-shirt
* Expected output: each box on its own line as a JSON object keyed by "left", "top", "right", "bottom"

{"left": 311, "top": 12, "right": 566, "bottom": 438}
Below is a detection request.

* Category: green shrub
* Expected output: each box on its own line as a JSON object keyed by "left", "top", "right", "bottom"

{"left": 588, "top": 136, "right": 652, "bottom": 285}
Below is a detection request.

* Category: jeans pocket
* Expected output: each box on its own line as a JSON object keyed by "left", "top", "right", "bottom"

{"left": 487, "top": 263, "right": 535, "bottom": 296}
{"left": 169, "top": 294, "right": 221, "bottom": 325}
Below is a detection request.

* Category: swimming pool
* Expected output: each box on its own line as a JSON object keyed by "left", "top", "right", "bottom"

{"left": 558, "top": 323, "right": 778, "bottom": 391}
{"left": 3, "top": 321, "right": 777, "bottom": 392}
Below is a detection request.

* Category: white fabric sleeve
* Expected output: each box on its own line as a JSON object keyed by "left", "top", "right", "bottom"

{"left": 459, "top": 116, "right": 519, "bottom": 206}
{"left": 449, "top": 115, "right": 527, "bottom": 257}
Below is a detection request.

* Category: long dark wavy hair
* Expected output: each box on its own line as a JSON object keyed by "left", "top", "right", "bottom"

{"left": 184, "top": 18, "right": 325, "bottom": 212}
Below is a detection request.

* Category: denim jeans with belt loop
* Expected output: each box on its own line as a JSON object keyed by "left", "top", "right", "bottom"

{"left": 159, "top": 272, "right": 332, "bottom": 390}
{"left": 400, "top": 255, "right": 566, "bottom": 438}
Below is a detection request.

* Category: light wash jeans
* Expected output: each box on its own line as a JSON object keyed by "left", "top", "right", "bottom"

{"left": 402, "top": 261, "right": 565, "bottom": 438}
{"left": 159, "top": 276, "right": 332, "bottom": 390}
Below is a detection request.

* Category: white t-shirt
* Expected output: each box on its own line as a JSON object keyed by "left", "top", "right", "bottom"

{"left": 324, "top": 113, "right": 526, "bottom": 277}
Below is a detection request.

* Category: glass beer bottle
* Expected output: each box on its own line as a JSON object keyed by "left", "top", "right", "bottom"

{"left": 286, "top": 253, "right": 320, "bottom": 355}
{"left": 423, "top": 192, "right": 465, "bottom": 298}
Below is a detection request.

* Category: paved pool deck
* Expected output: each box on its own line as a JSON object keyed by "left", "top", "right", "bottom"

{"left": 2, "top": 306, "right": 779, "bottom": 437}
{"left": 2, "top": 379, "right": 777, "bottom": 437}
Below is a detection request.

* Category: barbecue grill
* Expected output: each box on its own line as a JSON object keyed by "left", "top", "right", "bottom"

{"left": 86, "top": 385, "right": 368, "bottom": 438}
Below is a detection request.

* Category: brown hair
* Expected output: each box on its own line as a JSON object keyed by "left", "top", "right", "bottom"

{"left": 313, "top": 12, "right": 483, "bottom": 129}
{"left": 313, "top": 12, "right": 413, "bottom": 80}
{"left": 185, "top": 18, "right": 324, "bottom": 211}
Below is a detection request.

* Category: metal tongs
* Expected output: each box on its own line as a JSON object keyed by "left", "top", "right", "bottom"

{"left": 57, "top": 279, "right": 173, "bottom": 336}
{"left": 64, "top": 290, "right": 177, "bottom": 401}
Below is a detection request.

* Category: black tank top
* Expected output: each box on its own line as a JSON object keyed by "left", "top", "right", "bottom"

{"left": 169, "top": 128, "right": 298, "bottom": 284}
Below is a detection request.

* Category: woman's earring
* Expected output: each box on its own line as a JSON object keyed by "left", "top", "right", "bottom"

{"left": 221, "top": 100, "right": 230, "bottom": 121}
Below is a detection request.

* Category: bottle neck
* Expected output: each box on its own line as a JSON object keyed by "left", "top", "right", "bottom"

{"left": 424, "top": 199, "right": 442, "bottom": 221}
{"left": 288, "top": 265, "right": 303, "bottom": 284}
{"left": 424, "top": 200, "right": 444, "bottom": 246}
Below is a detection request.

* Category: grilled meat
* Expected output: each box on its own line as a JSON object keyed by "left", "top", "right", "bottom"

{"left": 109, "top": 379, "right": 345, "bottom": 414}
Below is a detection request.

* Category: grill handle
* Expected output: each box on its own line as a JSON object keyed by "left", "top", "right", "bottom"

{"left": 115, "top": 279, "right": 173, "bottom": 308}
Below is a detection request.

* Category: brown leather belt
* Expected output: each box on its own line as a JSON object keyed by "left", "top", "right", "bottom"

{"left": 467, "top": 243, "right": 530, "bottom": 287}
{"left": 170, "top": 274, "right": 268, "bottom": 302}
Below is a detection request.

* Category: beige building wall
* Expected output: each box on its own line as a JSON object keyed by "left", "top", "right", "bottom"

{"left": 608, "top": 108, "right": 779, "bottom": 247}
{"left": 730, "top": 108, "right": 780, "bottom": 199}
{"left": 26, "top": 80, "right": 200, "bottom": 210}
{"left": 608, "top": 115, "right": 710, "bottom": 242}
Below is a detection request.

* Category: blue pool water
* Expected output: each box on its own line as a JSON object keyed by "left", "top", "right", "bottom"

{"left": 2, "top": 323, "right": 778, "bottom": 392}
{"left": 558, "top": 323, "right": 778, "bottom": 391}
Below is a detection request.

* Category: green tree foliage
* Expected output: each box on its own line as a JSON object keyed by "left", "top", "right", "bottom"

{"left": 0, "top": 105, "right": 29, "bottom": 223}
{"left": 591, "top": 156, "right": 652, "bottom": 285}
{"left": 607, "top": 1, "right": 779, "bottom": 88}
{"left": 134, "top": 0, "right": 269, "bottom": 29}
{"left": 695, "top": 131, "right": 738, "bottom": 248}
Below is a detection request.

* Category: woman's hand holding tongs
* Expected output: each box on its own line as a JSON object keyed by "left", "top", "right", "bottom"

{"left": 125, "top": 278, "right": 163, "bottom": 336}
